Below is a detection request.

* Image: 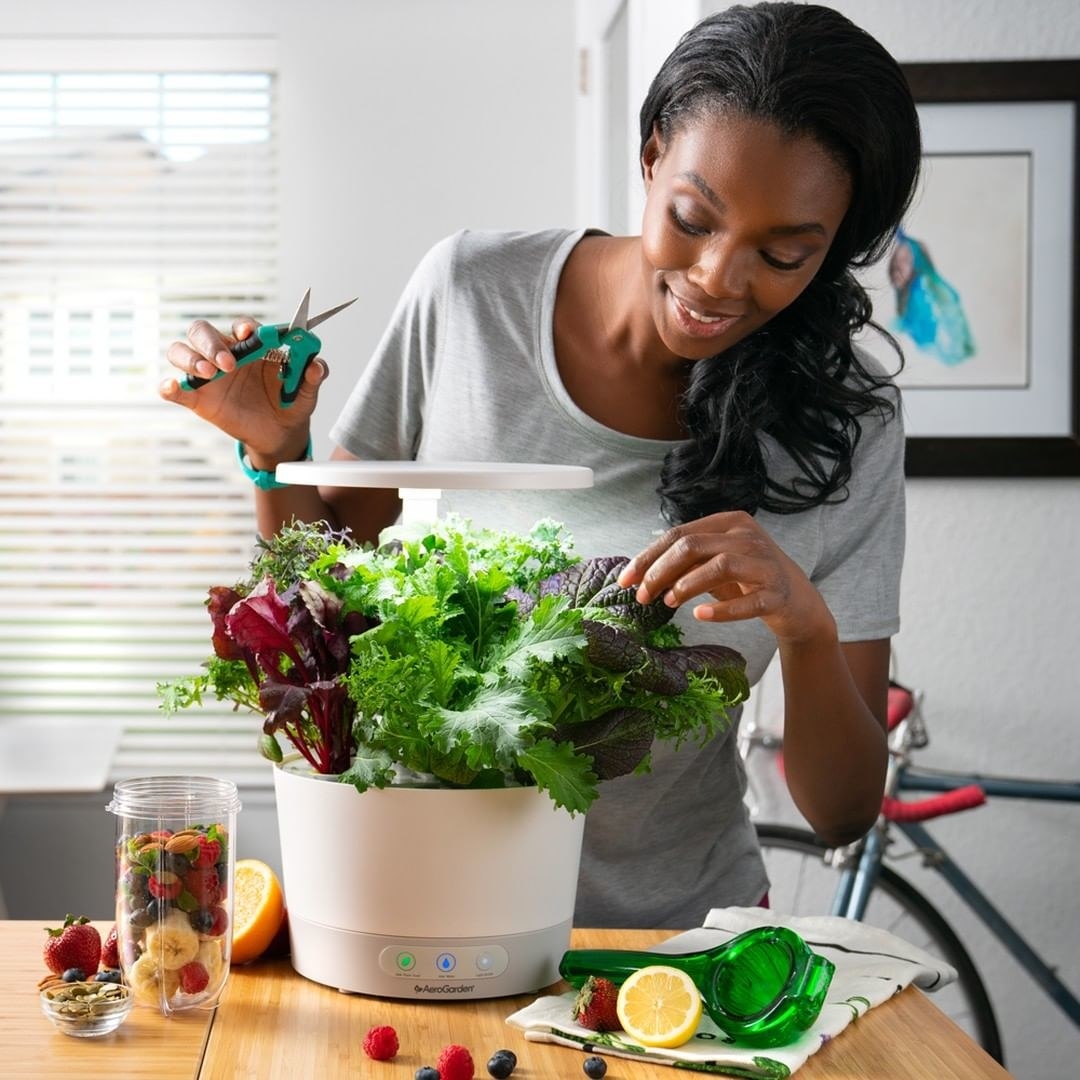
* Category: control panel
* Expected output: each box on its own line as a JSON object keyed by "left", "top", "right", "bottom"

{"left": 378, "top": 943, "right": 510, "bottom": 981}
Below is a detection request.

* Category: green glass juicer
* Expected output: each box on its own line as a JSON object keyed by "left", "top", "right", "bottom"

{"left": 559, "top": 925, "right": 834, "bottom": 1048}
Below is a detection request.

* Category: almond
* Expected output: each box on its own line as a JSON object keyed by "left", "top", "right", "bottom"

{"left": 165, "top": 833, "right": 200, "bottom": 854}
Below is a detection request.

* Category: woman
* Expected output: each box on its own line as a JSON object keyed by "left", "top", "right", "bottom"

{"left": 161, "top": 2, "right": 921, "bottom": 930}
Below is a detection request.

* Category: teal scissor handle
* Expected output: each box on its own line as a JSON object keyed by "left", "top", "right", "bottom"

{"left": 559, "top": 926, "right": 834, "bottom": 1048}
{"left": 179, "top": 323, "right": 322, "bottom": 408}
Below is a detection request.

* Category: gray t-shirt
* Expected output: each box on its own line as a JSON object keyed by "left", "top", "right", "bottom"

{"left": 330, "top": 228, "right": 905, "bottom": 929}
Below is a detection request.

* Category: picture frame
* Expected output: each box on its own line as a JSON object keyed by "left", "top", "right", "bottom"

{"left": 876, "top": 60, "right": 1079, "bottom": 477}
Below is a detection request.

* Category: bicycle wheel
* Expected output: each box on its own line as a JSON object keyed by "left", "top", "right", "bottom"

{"left": 755, "top": 822, "right": 1004, "bottom": 1064}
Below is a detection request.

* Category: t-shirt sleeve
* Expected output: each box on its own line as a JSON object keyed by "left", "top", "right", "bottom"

{"left": 328, "top": 232, "right": 458, "bottom": 459}
{"left": 813, "top": 390, "right": 906, "bottom": 642}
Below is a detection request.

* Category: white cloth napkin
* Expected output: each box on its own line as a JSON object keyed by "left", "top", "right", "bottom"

{"left": 505, "top": 906, "right": 957, "bottom": 1078}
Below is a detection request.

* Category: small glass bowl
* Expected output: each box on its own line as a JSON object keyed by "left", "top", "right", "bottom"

{"left": 41, "top": 980, "right": 133, "bottom": 1038}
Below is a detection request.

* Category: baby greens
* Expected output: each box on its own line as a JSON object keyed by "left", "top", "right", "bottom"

{"left": 162, "top": 517, "right": 748, "bottom": 813}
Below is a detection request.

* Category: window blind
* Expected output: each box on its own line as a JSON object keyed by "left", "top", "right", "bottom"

{"left": 0, "top": 47, "right": 279, "bottom": 789}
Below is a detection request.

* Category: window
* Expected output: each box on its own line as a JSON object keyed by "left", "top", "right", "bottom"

{"left": 0, "top": 42, "right": 279, "bottom": 788}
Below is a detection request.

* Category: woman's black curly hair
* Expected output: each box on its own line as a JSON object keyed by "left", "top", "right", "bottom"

{"left": 639, "top": 2, "right": 921, "bottom": 522}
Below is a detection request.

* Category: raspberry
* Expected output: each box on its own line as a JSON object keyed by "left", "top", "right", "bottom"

{"left": 362, "top": 1024, "right": 400, "bottom": 1061}
{"left": 193, "top": 836, "right": 222, "bottom": 869}
{"left": 183, "top": 866, "right": 222, "bottom": 906}
{"left": 178, "top": 960, "right": 210, "bottom": 995}
{"left": 437, "top": 1043, "right": 475, "bottom": 1080}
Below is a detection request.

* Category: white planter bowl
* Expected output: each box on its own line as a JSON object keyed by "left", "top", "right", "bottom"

{"left": 273, "top": 755, "right": 586, "bottom": 999}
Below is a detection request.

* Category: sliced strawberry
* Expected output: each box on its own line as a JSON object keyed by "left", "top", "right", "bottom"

{"left": 100, "top": 924, "right": 120, "bottom": 969}
{"left": 148, "top": 871, "right": 183, "bottom": 900}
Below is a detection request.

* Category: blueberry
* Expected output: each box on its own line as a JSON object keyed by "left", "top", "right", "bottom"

{"left": 583, "top": 1056, "right": 607, "bottom": 1079}
{"left": 166, "top": 853, "right": 191, "bottom": 876}
{"left": 122, "top": 869, "right": 149, "bottom": 904}
{"left": 487, "top": 1049, "right": 516, "bottom": 1078}
{"left": 61, "top": 968, "right": 86, "bottom": 982}
{"left": 189, "top": 908, "right": 215, "bottom": 933}
{"left": 146, "top": 898, "right": 168, "bottom": 921}
{"left": 415, "top": 1068, "right": 440, "bottom": 1080}
{"left": 129, "top": 906, "right": 155, "bottom": 929}
{"left": 94, "top": 968, "right": 123, "bottom": 983}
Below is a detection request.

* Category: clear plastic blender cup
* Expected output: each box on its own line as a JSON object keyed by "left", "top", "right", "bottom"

{"left": 106, "top": 776, "right": 241, "bottom": 1014}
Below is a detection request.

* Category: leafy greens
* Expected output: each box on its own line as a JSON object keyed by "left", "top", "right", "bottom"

{"left": 161, "top": 516, "right": 749, "bottom": 813}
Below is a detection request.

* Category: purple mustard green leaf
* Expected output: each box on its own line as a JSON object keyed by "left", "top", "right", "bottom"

{"left": 665, "top": 644, "right": 751, "bottom": 703}
{"left": 582, "top": 620, "right": 689, "bottom": 696}
{"left": 555, "top": 707, "right": 655, "bottom": 780}
{"left": 503, "top": 584, "right": 535, "bottom": 617}
{"left": 541, "top": 556, "right": 628, "bottom": 607}
{"left": 585, "top": 586, "right": 675, "bottom": 635}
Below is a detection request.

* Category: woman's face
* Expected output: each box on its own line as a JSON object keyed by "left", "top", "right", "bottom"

{"left": 639, "top": 112, "right": 852, "bottom": 362}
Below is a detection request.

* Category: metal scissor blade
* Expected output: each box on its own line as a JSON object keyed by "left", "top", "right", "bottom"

{"left": 288, "top": 288, "right": 312, "bottom": 332}
{"left": 304, "top": 296, "right": 359, "bottom": 331}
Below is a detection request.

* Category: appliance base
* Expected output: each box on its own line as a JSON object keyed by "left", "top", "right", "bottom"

{"left": 288, "top": 914, "right": 574, "bottom": 999}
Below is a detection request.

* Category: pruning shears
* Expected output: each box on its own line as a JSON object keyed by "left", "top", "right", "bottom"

{"left": 180, "top": 289, "right": 358, "bottom": 407}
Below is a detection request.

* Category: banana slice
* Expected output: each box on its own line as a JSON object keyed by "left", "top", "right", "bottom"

{"left": 145, "top": 909, "right": 201, "bottom": 971}
{"left": 197, "top": 939, "right": 226, "bottom": 991}
{"left": 128, "top": 952, "right": 181, "bottom": 1006}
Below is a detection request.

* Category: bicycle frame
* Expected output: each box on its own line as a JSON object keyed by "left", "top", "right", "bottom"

{"left": 831, "top": 765, "right": 1080, "bottom": 1027}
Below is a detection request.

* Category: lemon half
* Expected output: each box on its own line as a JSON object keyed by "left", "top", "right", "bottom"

{"left": 231, "top": 858, "right": 285, "bottom": 965}
{"left": 615, "top": 964, "right": 704, "bottom": 1048}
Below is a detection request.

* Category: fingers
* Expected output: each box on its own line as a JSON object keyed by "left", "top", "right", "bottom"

{"left": 162, "top": 317, "right": 262, "bottom": 403}
{"left": 158, "top": 374, "right": 190, "bottom": 406}
{"left": 165, "top": 337, "right": 226, "bottom": 384}
{"left": 230, "top": 316, "right": 259, "bottom": 343}
{"left": 692, "top": 587, "right": 779, "bottom": 623}
{"left": 617, "top": 512, "right": 757, "bottom": 600}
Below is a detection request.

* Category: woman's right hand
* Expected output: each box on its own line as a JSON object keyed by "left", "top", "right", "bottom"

{"left": 159, "top": 316, "right": 328, "bottom": 467}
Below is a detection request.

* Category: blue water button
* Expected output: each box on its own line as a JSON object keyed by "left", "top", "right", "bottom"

{"left": 436, "top": 952, "right": 456, "bottom": 973}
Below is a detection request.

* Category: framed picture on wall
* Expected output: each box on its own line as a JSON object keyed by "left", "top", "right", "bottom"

{"left": 856, "top": 60, "right": 1080, "bottom": 477}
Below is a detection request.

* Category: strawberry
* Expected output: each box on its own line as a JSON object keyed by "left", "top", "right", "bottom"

{"left": 572, "top": 975, "right": 620, "bottom": 1032}
{"left": 100, "top": 924, "right": 120, "bottom": 969}
{"left": 436, "top": 1043, "right": 475, "bottom": 1080}
{"left": 148, "top": 870, "right": 183, "bottom": 900}
{"left": 43, "top": 915, "right": 102, "bottom": 978}
{"left": 361, "top": 1024, "right": 399, "bottom": 1061}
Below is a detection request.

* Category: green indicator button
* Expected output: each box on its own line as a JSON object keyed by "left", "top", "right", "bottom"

{"left": 396, "top": 952, "right": 415, "bottom": 971}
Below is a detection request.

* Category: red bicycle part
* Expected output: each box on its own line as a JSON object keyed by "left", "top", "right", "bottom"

{"left": 881, "top": 784, "right": 986, "bottom": 823}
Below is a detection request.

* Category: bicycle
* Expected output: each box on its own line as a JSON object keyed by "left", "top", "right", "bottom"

{"left": 742, "top": 681, "right": 1080, "bottom": 1067}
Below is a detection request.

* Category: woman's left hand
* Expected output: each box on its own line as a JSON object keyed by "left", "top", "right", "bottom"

{"left": 617, "top": 511, "right": 835, "bottom": 646}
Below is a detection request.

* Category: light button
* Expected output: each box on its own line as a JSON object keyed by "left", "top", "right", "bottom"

{"left": 475, "top": 952, "right": 494, "bottom": 972}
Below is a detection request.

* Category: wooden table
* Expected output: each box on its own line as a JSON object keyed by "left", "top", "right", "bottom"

{"left": 5, "top": 923, "right": 1012, "bottom": 1078}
